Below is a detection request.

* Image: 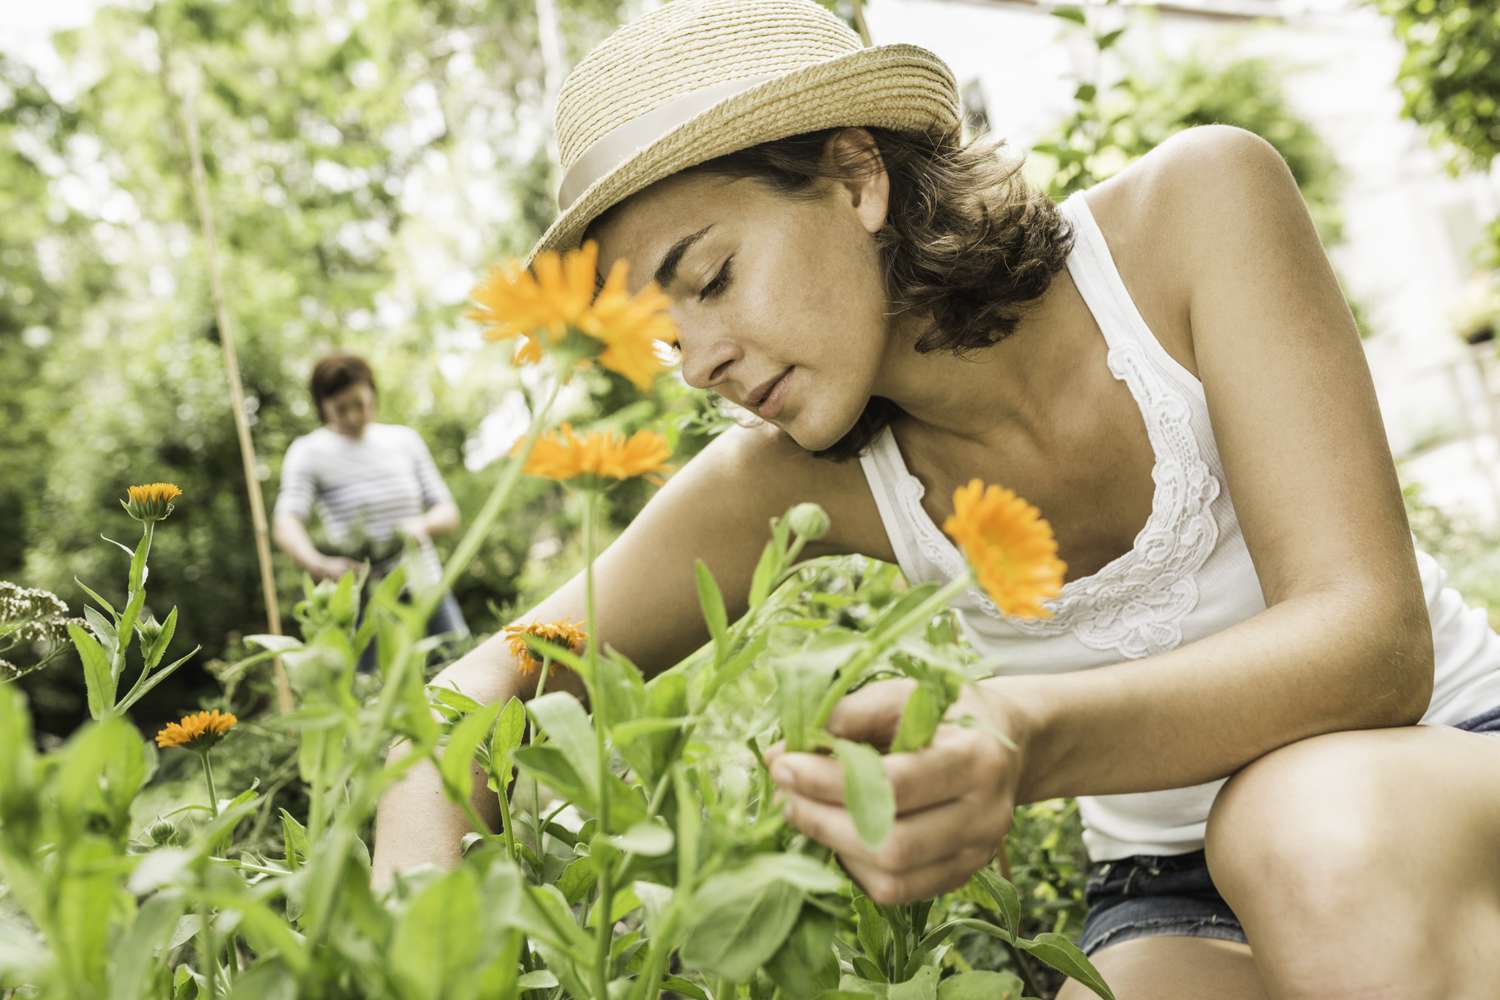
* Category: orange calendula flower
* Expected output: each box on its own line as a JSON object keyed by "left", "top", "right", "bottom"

{"left": 466, "top": 242, "right": 680, "bottom": 390}
{"left": 466, "top": 242, "right": 599, "bottom": 345}
{"left": 942, "top": 479, "right": 1067, "bottom": 619}
{"left": 123, "top": 482, "right": 184, "bottom": 522}
{"left": 155, "top": 709, "right": 237, "bottom": 751}
{"left": 503, "top": 620, "right": 587, "bottom": 675}
{"left": 515, "top": 423, "right": 673, "bottom": 488}
{"left": 585, "top": 258, "right": 680, "bottom": 391}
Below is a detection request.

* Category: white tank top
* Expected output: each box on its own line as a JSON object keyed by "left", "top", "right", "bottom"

{"left": 857, "top": 188, "right": 1500, "bottom": 861}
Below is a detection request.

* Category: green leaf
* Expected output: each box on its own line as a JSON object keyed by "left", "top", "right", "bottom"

{"left": 1018, "top": 933, "right": 1115, "bottom": 1000}
{"left": 115, "top": 584, "right": 147, "bottom": 684}
{"left": 1095, "top": 27, "right": 1126, "bottom": 50}
{"left": 245, "top": 633, "right": 302, "bottom": 654}
{"left": 661, "top": 978, "right": 711, "bottom": 1000}
{"left": 513, "top": 745, "right": 592, "bottom": 813}
{"left": 0, "top": 682, "right": 36, "bottom": 822}
{"left": 852, "top": 893, "right": 889, "bottom": 967}
{"left": 527, "top": 692, "right": 600, "bottom": 800}
{"left": 867, "top": 583, "right": 941, "bottom": 642}
{"left": 888, "top": 966, "right": 939, "bottom": 1000}
{"left": 772, "top": 628, "right": 859, "bottom": 751}
{"left": 489, "top": 696, "right": 526, "bottom": 787}
{"left": 834, "top": 738, "right": 895, "bottom": 849}
{"left": 75, "top": 577, "right": 117, "bottom": 617}
{"left": 515, "top": 970, "right": 558, "bottom": 990}
{"left": 69, "top": 621, "right": 113, "bottom": 719}
{"left": 973, "top": 868, "right": 1021, "bottom": 941}
{"left": 680, "top": 878, "right": 802, "bottom": 982}
{"left": 694, "top": 558, "right": 729, "bottom": 656}
{"left": 389, "top": 868, "right": 482, "bottom": 1000}
{"left": 766, "top": 905, "right": 839, "bottom": 997}
{"left": 143, "top": 605, "right": 178, "bottom": 670}
{"left": 280, "top": 808, "right": 309, "bottom": 870}
{"left": 936, "top": 971, "right": 1024, "bottom": 1000}
{"left": 1074, "top": 83, "right": 1097, "bottom": 102}
{"left": 57, "top": 715, "right": 145, "bottom": 835}
{"left": 107, "top": 893, "right": 187, "bottom": 1000}
{"left": 1051, "top": 5, "right": 1086, "bottom": 25}
{"left": 115, "top": 645, "right": 200, "bottom": 714}
{"left": 439, "top": 700, "right": 503, "bottom": 805}
{"left": 609, "top": 818, "right": 674, "bottom": 856}
{"left": 748, "top": 537, "right": 782, "bottom": 610}
{"left": 890, "top": 677, "right": 945, "bottom": 753}
{"left": 557, "top": 857, "right": 597, "bottom": 904}
{"left": 224, "top": 960, "right": 298, "bottom": 999}
{"left": 840, "top": 973, "right": 890, "bottom": 997}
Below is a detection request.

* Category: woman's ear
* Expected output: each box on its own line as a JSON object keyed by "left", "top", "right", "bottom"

{"left": 822, "top": 127, "right": 890, "bottom": 236}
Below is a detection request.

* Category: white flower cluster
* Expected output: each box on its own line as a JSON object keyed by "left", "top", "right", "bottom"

{"left": 0, "top": 580, "right": 83, "bottom": 681}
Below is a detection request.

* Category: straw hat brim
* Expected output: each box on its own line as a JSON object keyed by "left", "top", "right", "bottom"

{"left": 526, "top": 42, "right": 960, "bottom": 269}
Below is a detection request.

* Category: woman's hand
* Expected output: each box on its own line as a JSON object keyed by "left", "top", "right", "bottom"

{"left": 765, "top": 677, "right": 1028, "bottom": 905}
{"left": 313, "top": 553, "right": 363, "bottom": 582}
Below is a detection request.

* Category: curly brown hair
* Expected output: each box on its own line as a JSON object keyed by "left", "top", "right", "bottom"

{"left": 681, "top": 125, "right": 1075, "bottom": 462}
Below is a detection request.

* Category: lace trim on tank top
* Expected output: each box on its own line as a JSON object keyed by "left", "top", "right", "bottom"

{"left": 881, "top": 191, "right": 1222, "bottom": 660}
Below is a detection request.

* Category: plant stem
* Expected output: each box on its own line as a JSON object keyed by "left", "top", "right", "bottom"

{"left": 199, "top": 895, "right": 218, "bottom": 999}
{"left": 417, "top": 371, "right": 567, "bottom": 625}
{"left": 583, "top": 488, "right": 616, "bottom": 1000}
{"left": 526, "top": 657, "right": 554, "bottom": 858}
{"left": 200, "top": 751, "right": 218, "bottom": 819}
{"left": 809, "top": 573, "right": 973, "bottom": 735}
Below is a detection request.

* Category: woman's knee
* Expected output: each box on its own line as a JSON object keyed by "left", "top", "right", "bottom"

{"left": 1204, "top": 732, "right": 1398, "bottom": 914}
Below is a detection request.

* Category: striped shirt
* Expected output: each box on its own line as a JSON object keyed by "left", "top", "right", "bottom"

{"left": 274, "top": 423, "right": 452, "bottom": 587}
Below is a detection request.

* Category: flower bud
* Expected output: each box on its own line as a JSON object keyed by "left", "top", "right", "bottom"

{"left": 122, "top": 483, "right": 183, "bottom": 522}
{"left": 786, "top": 502, "right": 830, "bottom": 542}
{"left": 136, "top": 613, "right": 163, "bottom": 647}
{"left": 147, "top": 818, "right": 178, "bottom": 846}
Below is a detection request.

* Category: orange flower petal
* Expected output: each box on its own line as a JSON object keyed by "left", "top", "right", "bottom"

{"left": 942, "top": 479, "right": 1066, "bottom": 619}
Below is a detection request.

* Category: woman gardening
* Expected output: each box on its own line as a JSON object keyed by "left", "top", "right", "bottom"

{"left": 372, "top": 1, "right": 1500, "bottom": 996}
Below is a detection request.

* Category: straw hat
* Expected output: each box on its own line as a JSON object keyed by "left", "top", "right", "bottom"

{"left": 527, "top": 0, "right": 961, "bottom": 267}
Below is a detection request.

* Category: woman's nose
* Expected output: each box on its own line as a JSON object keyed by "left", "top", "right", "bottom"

{"left": 680, "top": 339, "right": 741, "bottom": 391}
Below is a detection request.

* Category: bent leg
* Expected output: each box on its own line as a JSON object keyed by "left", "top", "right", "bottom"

{"left": 1207, "top": 725, "right": 1500, "bottom": 999}
{"left": 1054, "top": 936, "right": 1268, "bottom": 1000}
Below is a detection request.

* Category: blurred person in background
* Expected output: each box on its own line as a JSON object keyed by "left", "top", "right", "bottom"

{"left": 272, "top": 352, "right": 469, "bottom": 670}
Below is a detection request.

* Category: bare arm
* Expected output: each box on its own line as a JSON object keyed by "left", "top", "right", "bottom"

{"left": 397, "top": 501, "right": 461, "bottom": 543}
{"left": 272, "top": 512, "right": 355, "bottom": 582}
{"left": 995, "top": 126, "right": 1433, "bottom": 804}
{"left": 370, "top": 423, "right": 858, "bottom": 888}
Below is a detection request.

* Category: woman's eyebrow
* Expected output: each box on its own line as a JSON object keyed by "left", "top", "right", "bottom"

{"left": 654, "top": 225, "right": 714, "bottom": 289}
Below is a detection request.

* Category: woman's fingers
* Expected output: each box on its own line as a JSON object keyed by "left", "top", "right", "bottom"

{"left": 824, "top": 677, "right": 917, "bottom": 747}
{"left": 771, "top": 725, "right": 1009, "bottom": 816}
{"left": 778, "top": 784, "right": 1007, "bottom": 874}
{"left": 841, "top": 841, "right": 999, "bottom": 907}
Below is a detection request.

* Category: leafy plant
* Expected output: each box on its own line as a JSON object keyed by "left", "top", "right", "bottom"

{"left": 0, "top": 242, "right": 1117, "bottom": 998}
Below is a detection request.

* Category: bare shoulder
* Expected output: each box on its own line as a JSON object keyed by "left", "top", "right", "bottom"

{"left": 1078, "top": 124, "right": 1289, "bottom": 380}
{"left": 701, "top": 420, "right": 896, "bottom": 565}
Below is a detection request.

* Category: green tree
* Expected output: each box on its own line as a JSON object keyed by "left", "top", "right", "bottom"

{"left": 7, "top": 0, "right": 718, "bottom": 736}
{"left": 1371, "top": 0, "right": 1500, "bottom": 267}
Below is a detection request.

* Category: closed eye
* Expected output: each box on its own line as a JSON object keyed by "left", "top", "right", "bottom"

{"left": 699, "top": 256, "right": 733, "bottom": 301}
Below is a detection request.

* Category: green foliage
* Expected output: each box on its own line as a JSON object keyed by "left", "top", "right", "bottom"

{"left": 0, "top": 0, "right": 734, "bottom": 737}
{"left": 1372, "top": 0, "right": 1500, "bottom": 174}
{"left": 0, "top": 470, "right": 1111, "bottom": 997}
{"left": 1371, "top": 0, "right": 1500, "bottom": 268}
{"left": 1028, "top": 7, "right": 1371, "bottom": 335}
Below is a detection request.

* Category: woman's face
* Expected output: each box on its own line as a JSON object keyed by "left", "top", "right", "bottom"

{"left": 322, "top": 382, "right": 376, "bottom": 438}
{"left": 591, "top": 134, "right": 895, "bottom": 452}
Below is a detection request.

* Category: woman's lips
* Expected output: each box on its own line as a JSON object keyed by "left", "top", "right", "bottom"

{"left": 755, "top": 366, "right": 793, "bottom": 419}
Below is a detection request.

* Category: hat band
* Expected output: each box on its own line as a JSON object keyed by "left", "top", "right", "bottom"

{"left": 557, "top": 73, "right": 777, "bottom": 212}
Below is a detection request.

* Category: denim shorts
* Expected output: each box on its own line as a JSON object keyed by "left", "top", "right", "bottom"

{"left": 1076, "top": 703, "right": 1500, "bottom": 957}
